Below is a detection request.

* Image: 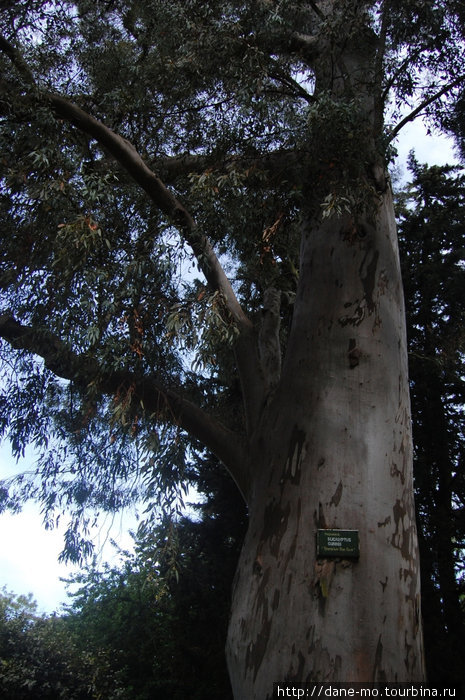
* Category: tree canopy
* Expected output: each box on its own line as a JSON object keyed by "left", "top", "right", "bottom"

{"left": 1, "top": 0, "right": 463, "bottom": 554}
{"left": 1, "top": 2, "right": 465, "bottom": 692}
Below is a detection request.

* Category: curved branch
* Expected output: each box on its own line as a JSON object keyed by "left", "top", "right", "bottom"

{"left": 267, "top": 67, "right": 315, "bottom": 104}
{"left": 49, "top": 95, "right": 251, "bottom": 325}
{"left": 47, "top": 96, "right": 268, "bottom": 430}
{"left": 388, "top": 74, "right": 465, "bottom": 142}
{"left": 0, "top": 32, "right": 267, "bottom": 440}
{"left": 0, "top": 33, "right": 250, "bottom": 332}
{"left": 156, "top": 149, "right": 304, "bottom": 186}
{"left": 0, "top": 33, "right": 35, "bottom": 83}
{"left": 0, "top": 314, "right": 250, "bottom": 500}
{"left": 308, "top": 1, "right": 326, "bottom": 21}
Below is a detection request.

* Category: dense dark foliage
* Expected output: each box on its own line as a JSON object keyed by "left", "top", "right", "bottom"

{"left": 63, "top": 457, "right": 245, "bottom": 699}
{"left": 0, "top": 588, "right": 123, "bottom": 698}
{"left": 398, "top": 159, "right": 465, "bottom": 689}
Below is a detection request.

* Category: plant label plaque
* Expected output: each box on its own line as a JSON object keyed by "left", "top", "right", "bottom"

{"left": 316, "top": 529, "right": 359, "bottom": 559}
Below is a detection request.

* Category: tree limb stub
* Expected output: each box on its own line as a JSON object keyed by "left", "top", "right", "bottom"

{"left": 288, "top": 32, "right": 322, "bottom": 60}
{"left": 0, "top": 314, "right": 249, "bottom": 496}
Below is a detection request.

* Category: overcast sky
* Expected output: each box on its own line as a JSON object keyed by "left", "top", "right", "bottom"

{"left": 0, "top": 121, "right": 460, "bottom": 615}
{"left": 0, "top": 442, "right": 139, "bottom": 613}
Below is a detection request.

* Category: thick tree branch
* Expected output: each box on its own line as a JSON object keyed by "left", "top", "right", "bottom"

{"left": 0, "top": 33, "right": 267, "bottom": 437}
{"left": 308, "top": 1, "right": 326, "bottom": 20}
{"left": 0, "top": 33, "right": 249, "bottom": 331}
{"left": 0, "top": 314, "right": 250, "bottom": 499}
{"left": 268, "top": 67, "right": 315, "bottom": 103}
{"left": 0, "top": 33, "right": 35, "bottom": 83}
{"left": 388, "top": 74, "right": 465, "bottom": 142}
{"left": 48, "top": 96, "right": 267, "bottom": 431}
{"left": 49, "top": 95, "right": 251, "bottom": 324}
{"left": 156, "top": 149, "right": 304, "bottom": 186}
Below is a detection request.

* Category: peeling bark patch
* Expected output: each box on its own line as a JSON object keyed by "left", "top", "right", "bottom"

{"left": 245, "top": 611, "right": 272, "bottom": 682}
{"left": 348, "top": 338, "right": 361, "bottom": 368}
{"left": 305, "top": 635, "right": 342, "bottom": 681}
{"left": 262, "top": 499, "right": 291, "bottom": 557}
{"left": 373, "top": 634, "right": 387, "bottom": 681}
{"left": 314, "top": 559, "right": 336, "bottom": 600}
{"left": 338, "top": 247, "right": 380, "bottom": 327}
{"left": 377, "top": 515, "right": 391, "bottom": 528}
{"left": 283, "top": 530, "right": 298, "bottom": 573}
{"left": 404, "top": 630, "right": 413, "bottom": 674}
{"left": 253, "top": 556, "right": 263, "bottom": 576}
{"left": 330, "top": 480, "right": 343, "bottom": 507}
{"left": 360, "top": 247, "right": 379, "bottom": 314}
{"left": 246, "top": 568, "right": 272, "bottom": 680}
{"left": 391, "top": 461, "right": 405, "bottom": 484}
{"left": 283, "top": 425, "right": 306, "bottom": 485}
{"left": 391, "top": 499, "right": 414, "bottom": 560}
{"left": 318, "top": 502, "right": 328, "bottom": 528}
{"left": 378, "top": 269, "right": 388, "bottom": 296}
{"left": 284, "top": 650, "right": 306, "bottom": 682}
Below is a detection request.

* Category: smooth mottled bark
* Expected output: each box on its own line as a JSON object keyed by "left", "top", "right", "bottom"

{"left": 227, "top": 190, "right": 424, "bottom": 697}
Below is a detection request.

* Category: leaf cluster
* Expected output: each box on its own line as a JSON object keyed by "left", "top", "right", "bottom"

{"left": 60, "top": 455, "right": 246, "bottom": 699}
{"left": 0, "top": 587, "right": 124, "bottom": 699}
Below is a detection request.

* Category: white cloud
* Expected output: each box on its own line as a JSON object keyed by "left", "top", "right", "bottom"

{"left": 0, "top": 504, "right": 76, "bottom": 613}
{"left": 394, "top": 119, "right": 458, "bottom": 179}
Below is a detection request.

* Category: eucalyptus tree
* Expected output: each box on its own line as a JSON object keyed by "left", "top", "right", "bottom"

{"left": 0, "top": 1, "right": 464, "bottom": 695}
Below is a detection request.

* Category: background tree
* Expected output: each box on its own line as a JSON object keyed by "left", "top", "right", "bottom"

{"left": 0, "top": 587, "right": 123, "bottom": 698}
{"left": 0, "top": 1, "right": 464, "bottom": 694}
{"left": 398, "top": 158, "right": 465, "bottom": 691}
{"left": 63, "top": 455, "right": 246, "bottom": 700}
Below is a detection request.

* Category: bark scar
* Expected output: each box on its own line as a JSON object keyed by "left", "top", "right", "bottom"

{"left": 348, "top": 338, "right": 361, "bottom": 368}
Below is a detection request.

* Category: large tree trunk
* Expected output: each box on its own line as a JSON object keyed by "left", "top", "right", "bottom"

{"left": 226, "top": 187, "right": 425, "bottom": 698}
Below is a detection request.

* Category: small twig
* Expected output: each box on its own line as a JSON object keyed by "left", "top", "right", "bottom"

{"left": 308, "top": 0, "right": 326, "bottom": 20}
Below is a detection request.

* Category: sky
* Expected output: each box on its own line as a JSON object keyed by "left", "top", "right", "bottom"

{"left": 0, "top": 443, "right": 138, "bottom": 613}
{"left": 0, "top": 120, "right": 460, "bottom": 616}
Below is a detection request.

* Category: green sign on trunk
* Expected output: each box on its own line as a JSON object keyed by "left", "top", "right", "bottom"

{"left": 316, "top": 529, "right": 360, "bottom": 558}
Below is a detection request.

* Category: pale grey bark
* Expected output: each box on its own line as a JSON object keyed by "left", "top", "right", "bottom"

{"left": 226, "top": 189, "right": 424, "bottom": 697}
